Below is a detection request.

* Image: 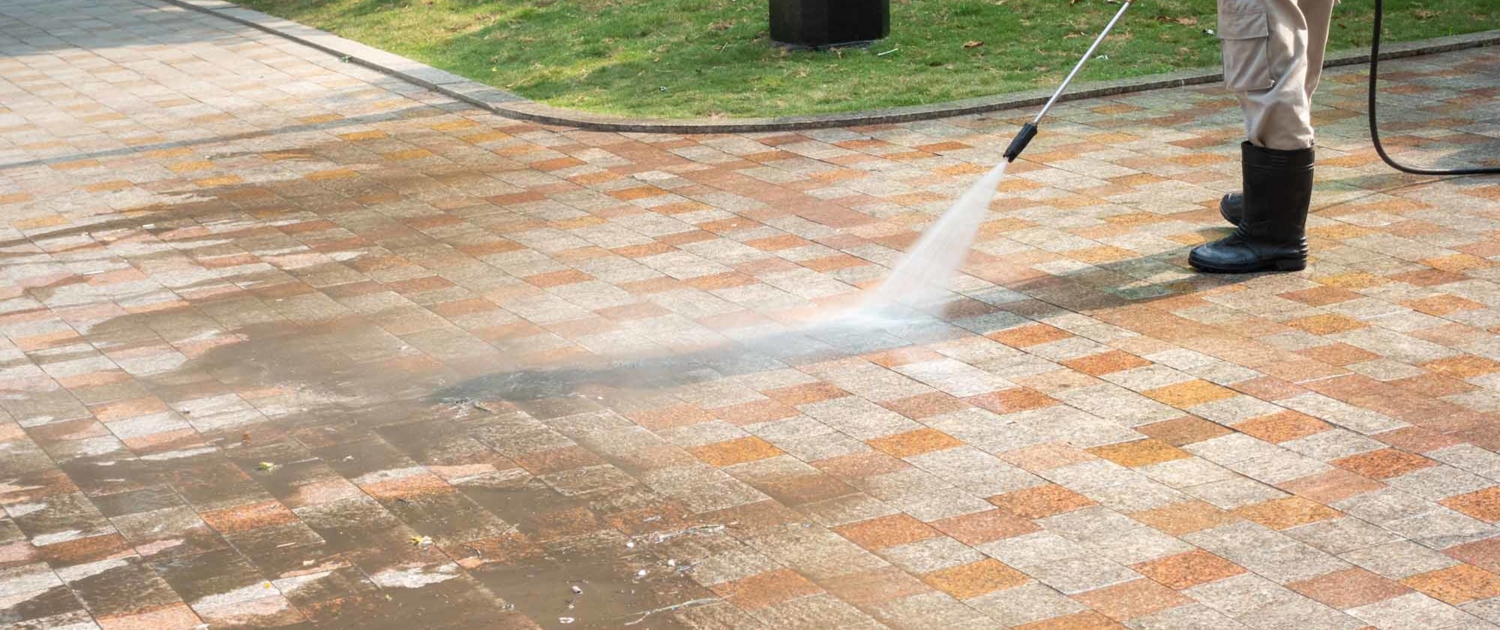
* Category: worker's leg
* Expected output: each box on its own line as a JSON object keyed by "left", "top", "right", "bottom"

{"left": 1232, "top": 0, "right": 1317, "bottom": 150}
{"left": 1190, "top": 0, "right": 1323, "bottom": 273}
{"left": 1301, "top": 0, "right": 1336, "bottom": 99}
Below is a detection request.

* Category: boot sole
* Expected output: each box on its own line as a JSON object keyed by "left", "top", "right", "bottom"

{"left": 1189, "top": 255, "right": 1305, "bottom": 274}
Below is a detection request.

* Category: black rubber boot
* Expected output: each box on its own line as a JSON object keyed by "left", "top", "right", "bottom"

{"left": 1189, "top": 142, "right": 1313, "bottom": 274}
{"left": 1220, "top": 192, "right": 1243, "bottom": 226}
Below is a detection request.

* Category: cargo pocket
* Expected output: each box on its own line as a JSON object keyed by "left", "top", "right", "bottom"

{"left": 1218, "top": 3, "right": 1275, "bottom": 92}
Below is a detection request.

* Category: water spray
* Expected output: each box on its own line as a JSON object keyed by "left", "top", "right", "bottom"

{"left": 1002, "top": 1, "right": 1131, "bottom": 163}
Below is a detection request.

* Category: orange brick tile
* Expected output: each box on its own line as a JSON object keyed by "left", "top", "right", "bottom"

{"left": 1405, "top": 294, "right": 1486, "bottom": 316}
{"left": 1299, "top": 343, "right": 1380, "bottom": 367}
{"left": 762, "top": 382, "right": 848, "bottom": 406}
{"left": 822, "top": 566, "right": 930, "bottom": 609}
{"left": 1319, "top": 272, "right": 1388, "bottom": 290}
{"left": 711, "top": 568, "right": 823, "bottom": 610}
{"left": 1232, "top": 411, "right": 1330, "bottom": 443}
{"left": 514, "top": 445, "right": 606, "bottom": 475}
{"left": 1441, "top": 487, "right": 1500, "bottom": 523}
{"left": 933, "top": 509, "right": 1040, "bottom": 545}
{"left": 922, "top": 559, "right": 1029, "bottom": 600}
{"left": 834, "top": 514, "right": 940, "bottom": 550}
{"left": 745, "top": 234, "right": 810, "bottom": 251}
{"left": 1280, "top": 469, "right": 1385, "bottom": 504}
{"left": 1232, "top": 496, "right": 1342, "bottom": 530}
{"left": 1424, "top": 355, "right": 1500, "bottom": 379}
{"left": 338, "top": 130, "right": 388, "bottom": 141}
{"left": 36, "top": 533, "right": 134, "bottom": 566}
{"left": 200, "top": 500, "right": 298, "bottom": 535}
{"left": 1015, "top": 612, "right": 1128, "bottom": 630}
{"left": 97, "top": 603, "right": 203, "bottom": 630}
{"left": 814, "top": 452, "right": 910, "bottom": 481}
{"left": 1063, "top": 350, "right": 1152, "bottom": 376}
{"left": 689, "top": 437, "right": 784, "bottom": 467}
{"left": 1129, "top": 501, "right": 1238, "bottom": 536}
{"left": 1000, "top": 444, "right": 1098, "bottom": 472}
{"left": 966, "top": 388, "right": 1058, "bottom": 414}
{"left": 1074, "top": 578, "right": 1192, "bottom": 621}
{"left": 1137, "top": 416, "right": 1233, "bottom": 447}
{"left": 627, "top": 404, "right": 716, "bottom": 430}
{"left": 1333, "top": 448, "right": 1436, "bottom": 480}
{"left": 988, "top": 324, "right": 1073, "bottom": 348}
{"left": 1423, "top": 253, "right": 1492, "bottom": 273}
{"left": 1375, "top": 426, "right": 1463, "bottom": 453}
{"left": 304, "top": 167, "right": 358, "bottom": 181}
{"left": 610, "top": 186, "right": 667, "bottom": 201}
{"left": 532, "top": 156, "right": 585, "bottom": 171}
{"left": 525, "top": 269, "right": 592, "bottom": 288}
{"left": 685, "top": 272, "right": 756, "bottom": 290}
{"left": 1133, "top": 549, "right": 1245, "bottom": 590}
{"left": 1143, "top": 380, "right": 1238, "bottom": 408}
{"left": 1088, "top": 439, "right": 1191, "bottom": 468}
{"left": 990, "top": 484, "right": 1097, "bottom": 519}
{"left": 866, "top": 428, "right": 963, "bottom": 458}
{"left": 359, "top": 472, "right": 452, "bottom": 500}
{"left": 1279, "top": 286, "right": 1363, "bottom": 306}
{"left": 863, "top": 347, "right": 945, "bottom": 368}
{"left": 711, "top": 399, "right": 799, "bottom": 426}
{"left": 1401, "top": 564, "right": 1500, "bottom": 605}
{"left": 1289, "top": 568, "right": 1412, "bottom": 609}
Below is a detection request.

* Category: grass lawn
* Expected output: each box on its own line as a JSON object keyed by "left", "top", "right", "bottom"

{"left": 236, "top": 0, "right": 1496, "bottom": 118}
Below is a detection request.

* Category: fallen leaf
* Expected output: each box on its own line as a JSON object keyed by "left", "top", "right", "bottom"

{"left": 1176, "top": 16, "right": 1198, "bottom": 25}
{"left": 963, "top": 40, "right": 984, "bottom": 48}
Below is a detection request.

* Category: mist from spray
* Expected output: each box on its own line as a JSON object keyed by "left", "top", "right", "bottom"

{"left": 857, "top": 160, "right": 1009, "bottom": 316}
{"left": 458, "top": 161, "right": 1013, "bottom": 404}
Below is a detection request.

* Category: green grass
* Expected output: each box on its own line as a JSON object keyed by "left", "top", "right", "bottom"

{"left": 236, "top": 0, "right": 1496, "bottom": 118}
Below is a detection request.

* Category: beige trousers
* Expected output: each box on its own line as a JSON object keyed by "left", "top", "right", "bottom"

{"left": 1218, "top": 0, "right": 1336, "bottom": 150}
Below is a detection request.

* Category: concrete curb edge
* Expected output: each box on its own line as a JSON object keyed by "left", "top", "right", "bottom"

{"left": 160, "top": 0, "right": 1500, "bottom": 134}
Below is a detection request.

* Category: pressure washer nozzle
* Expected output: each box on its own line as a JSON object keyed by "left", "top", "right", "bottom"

{"left": 1003, "top": 122, "right": 1038, "bottom": 162}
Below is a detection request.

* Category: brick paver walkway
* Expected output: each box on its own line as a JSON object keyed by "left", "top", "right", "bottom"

{"left": 5, "top": 0, "right": 1500, "bottom": 629}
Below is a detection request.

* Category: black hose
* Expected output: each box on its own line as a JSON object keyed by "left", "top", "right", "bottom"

{"left": 1368, "top": 0, "right": 1500, "bottom": 175}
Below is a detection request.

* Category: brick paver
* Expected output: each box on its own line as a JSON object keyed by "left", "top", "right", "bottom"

{"left": 4, "top": 0, "right": 1500, "bottom": 629}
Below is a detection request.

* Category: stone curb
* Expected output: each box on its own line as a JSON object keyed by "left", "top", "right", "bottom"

{"left": 162, "top": 0, "right": 1500, "bottom": 134}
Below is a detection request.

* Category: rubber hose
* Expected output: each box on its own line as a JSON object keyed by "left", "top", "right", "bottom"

{"left": 1368, "top": 0, "right": 1500, "bottom": 175}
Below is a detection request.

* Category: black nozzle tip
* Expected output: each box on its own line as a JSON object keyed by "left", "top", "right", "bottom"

{"left": 1003, "top": 122, "right": 1039, "bottom": 162}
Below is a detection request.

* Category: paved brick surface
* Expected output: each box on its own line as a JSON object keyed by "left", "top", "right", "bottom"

{"left": 4, "top": 0, "right": 1500, "bottom": 629}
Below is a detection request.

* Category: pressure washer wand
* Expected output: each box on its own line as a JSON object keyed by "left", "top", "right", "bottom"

{"left": 1003, "top": 1, "right": 1131, "bottom": 162}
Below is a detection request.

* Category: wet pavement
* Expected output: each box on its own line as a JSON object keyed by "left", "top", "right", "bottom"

{"left": 5, "top": 0, "right": 1500, "bottom": 628}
